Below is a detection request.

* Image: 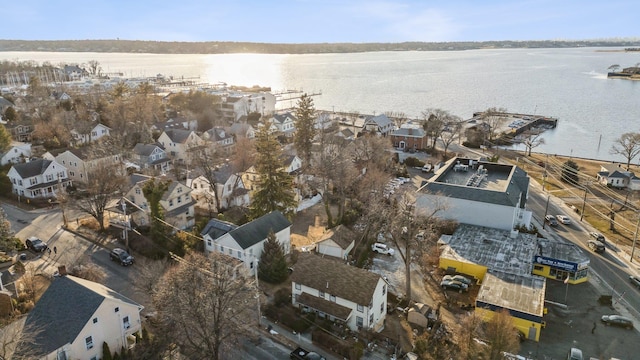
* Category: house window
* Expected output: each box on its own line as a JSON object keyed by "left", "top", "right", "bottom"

{"left": 136, "top": 188, "right": 141, "bottom": 195}
{"left": 92, "top": 317, "right": 98, "bottom": 324}
{"left": 357, "top": 304, "right": 363, "bottom": 312}
{"left": 330, "top": 295, "right": 336, "bottom": 303}
{"left": 85, "top": 336, "right": 94, "bottom": 350}
{"left": 169, "top": 199, "right": 174, "bottom": 207}
{"left": 207, "top": 239, "right": 212, "bottom": 247}
{"left": 237, "top": 250, "right": 242, "bottom": 258}
{"left": 177, "top": 187, "right": 182, "bottom": 193}
{"left": 370, "top": 313, "right": 374, "bottom": 325}
{"left": 228, "top": 248, "right": 232, "bottom": 255}
{"left": 123, "top": 316, "right": 130, "bottom": 329}
{"left": 295, "top": 283, "right": 301, "bottom": 290}
{"left": 319, "top": 290, "right": 325, "bottom": 298}
{"left": 356, "top": 316, "right": 363, "bottom": 328}
{"left": 115, "top": 307, "right": 120, "bottom": 313}
{"left": 382, "top": 285, "right": 386, "bottom": 295}
{"left": 380, "top": 303, "right": 384, "bottom": 313}
{"left": 177, "top": 196, "right": 182, "bottom": 204}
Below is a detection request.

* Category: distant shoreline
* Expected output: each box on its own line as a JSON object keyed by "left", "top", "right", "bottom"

{"left": 1, "top": 39, "right": 639, "bottom": 54}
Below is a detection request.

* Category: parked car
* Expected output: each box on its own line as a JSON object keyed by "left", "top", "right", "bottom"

{"left": 443, "top": 274, "right": 473, "bottom": 286}
{"left": 589, "top": 232, "right": 606, "bottom": 243}
{"left": 630, "top": 275, "right": 640, "bottom": 288}
{"left": 556, "top": 215, "right": 571, "bottom": 225}
{"left": 290, "top": 346, "right": 326, "bottom": 360}
{"left": 566, "top": 347, "right": 583, "bottom": 360}
{"left": 588, "top": 240, "right": 605, "bottom": 253}
{"left": 544, "top": 215, "right": 558, "bottom": 226}
{"left": 25, "top": 237, "right": 48, "bottom": 252}
{"left": 440, "top": 279, "right": 468, "bottom": 293}
{"left": 600, "top": 315, "right": 634, "bottom": 329}
{"left": 371, "top": 243, "right": 395, "bottom": 256}
{"left": 110, "top": 248, "right": 135, "bottom": 266}
{"left": 421, "top": 164, "right": 432, "bottom": 173}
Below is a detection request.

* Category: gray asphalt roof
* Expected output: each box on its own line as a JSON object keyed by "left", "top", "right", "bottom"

{"left": 163, "top": 129, "right": 193, "bottom": 143}
{"left": 201, "top": 218, "right": 238, "bottom": 239}
{"left": 228, "top": 211, "right": 291, "bottom": 249}
{"left": 17, "top": 275, "right": 141, "bottom": 356}
{"left": 11, "top": 159, "right": 53, "bottom": 178}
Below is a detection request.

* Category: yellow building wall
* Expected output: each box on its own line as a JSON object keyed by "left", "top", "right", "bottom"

{"left": 531, "top": 265, "right": 588, "bottom": 284}
{"left": 439, "top": 258, "right": 488, "bottom": 282}
{"left": 475, "top": 307, "right": 542, "bottom": 342}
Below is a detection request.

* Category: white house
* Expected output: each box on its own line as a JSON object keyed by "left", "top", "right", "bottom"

{"left": 131, "top": 143, "right": 172, "bottom": 174}
{"left": 291, "top": 253, "right": 387, "bottom": 332}
{"left": 202, "top": 127, "right": 235, "bottom": 155}
{"left": 70, "top": 123, "right": 111, "bottom": 145}
{"left": 315, "top": 225, "right": 355, "bottom": 260}
{"left": 596, "top": 163, "right": 640, "bottom": 190}
{"left": 187, "top": 164, "right": 250, "bottom": 211}
{"left": 124, "top": 174, "right": 195, "bottom": 230}
{"left": 416, "top": 157, "right": 532, "bottom": 231}
{"left": 15, "top": 274, "right": 143, "bottom": 360}
{"left": 228, "top": 122, "right": 256, "bottom": 139}
{"left": 363, "top": 114, "right": 394, "bottom": 136}
{"left": 269, "top": 112, "right": 297, "bottom": 137}
{"left": 157, "top": 129, "right": 205, "bottom": 165}
{"left": 0, "top": 141, "right": 31, "bottom": 166}
{"left": 7, "top": 158, "right": 71, "bottom": 199}
{"left": 203, "top": 210, "right": 291, "bottom": 274}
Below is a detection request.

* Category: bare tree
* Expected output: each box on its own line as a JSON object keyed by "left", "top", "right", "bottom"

{"left": 0, "top": 316, "right": 45, "bottom": 360}
{"left": 485, "top": 309, "right": 520, "bottom": 360}
{"left": 72, "top": 163, "right": 127, "bottom": 231}
{"left": 522, "top": 131, "right": 546, "bottom": 156}
{"left": 421, "top": 108, "right": 448, "bottom": 150}
{"left": 610, "top": 132, "right": 640, "bottom": 170}
{"left": 439, "top": 118, "right": 463, "bottom": 157}
{"left": 458, "top": 312, "right": 486, "bottom": 360}
{"left": 86, "top": 60, "right": 102, "bottom": 76}
{"left": 607, "top": 64, "right": 621, "bottom": 73}
{"left": 153, "top": 252, "right": 257, "bottom": 360}
{"left": 481, "top": 107, "right": 508, "bottom": 143}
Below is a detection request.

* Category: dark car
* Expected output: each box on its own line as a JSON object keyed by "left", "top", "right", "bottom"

{"left": 441, "top": 279, "right": 468, "bottom": 293}
{"left": 25, "top": 237, "right": 48, "bottom": 252}
{"left": 110, "top": 248, "right": 134, "bottom": 266}
{"left": 589, "top": 232, "right": 606, "bottom": 244}
{"left": 630, "top": 275, "right": 640, "bottom": 288}
{"left": 601, "top": 315, "right": 634, "bottom": 329}
{"left": 544, "top": 215, "right": 558, "bottom": 226}
{"left": 588, "top": 240, "right": 605, "bottom": 253}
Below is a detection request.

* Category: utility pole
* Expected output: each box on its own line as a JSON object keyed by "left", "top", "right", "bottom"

{"left": 631, "top": 213, "right": 640, "bottom": 263}
{"left": 580, "top": 185, "right": 588, "bottom": 221}
{"left": 121, "top": 198, "right": 129, "bottom": 252}
{"left": 542, "top": 195, "right": 550, "bottom": 230}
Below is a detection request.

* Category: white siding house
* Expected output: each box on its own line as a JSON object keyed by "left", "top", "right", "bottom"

{"left": 291, "top": 253, "right": 387, "bottom": 332}
{"left": 15, "top": 275, "right": 143, "bottom": 360}
{"left": 315, "top": 225, "right": 355, "bottom": 260}
{"left": 7, "top": 159, "right": 70, "bottom": 199}
{"left": 0, "top": 141, "right": 31, "bottom": 166}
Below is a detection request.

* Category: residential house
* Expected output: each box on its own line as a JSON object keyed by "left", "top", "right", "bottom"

{"left": 363, "top": 114, "right": 394, "bottom": 136}
{"left": 15, "top": 274, "right": 143, "bottom": 360}
{"left": 157, "top": 128, "right": 205, "bottom": 165}
{"left": 203, "top": 127, "right": 235, "bottom": 155}
{"left": 281, "top": 154, "right": 303, "bottom": 174}
{"left": 63, "top": 64, "right": 88, "bottom": 80}
{"left": 203, "top": 210, "right": 291, "bottom": 274}
{"left": 124, "top": 174, "right": 195, "bottom": 230}
{"left": 50, "top": 147, "right": 122, "bottom": 184}
{"left": 187, "top": 164, "right": 250, "bottom": 211}
{"left": 0, "top": 96, "right": 14, "bottom": 114}
{"left": 291, "top": 253, "right": 387, "bottom": 332}
{"left": 70, "top": 123, "right": 111, "bottom": 145}
{"left": 7, "top": 158, "right": 70, "bottom": 199}
{"left": 219, "top": 95, "right": 249, "bottom": 123}
{"left": 416, "top": 157, "right": 532, "bottom": 231}
{"left": 596, "top": 163, "right": 640, "bottom": 190}
{"left": 4, "top": 121, "right": 34, "bottom": 142}
{"left": 241, "top": 156, "right": 302, "bottom": 201}
{"left": 244, "top": 92, "right": 276, "bottom": 116}
{"left": 131, "top": 143, "right": 172, "bottom": 174}
{"left": 200, "top": 218, "right": 238, "bottom": 243}
{"left": 315, "top": 225, "right": 355, "bottom": 260}
{"left": 269, "top": 112, "right": 297, "bottom": 137}
{"left": 228, "top": 122, "right": 256, "bottom": 139}
{"left": 390, "top": 127, "right": 427, "bottom": 151}
{"left": 0, "top": 141, "right": 31, "bottom": 166}
{"left": 151, "top": 117, "right": 198, "bottom": 133}
{"left": 336, "top": 128, "right": 355, "bottom": 140}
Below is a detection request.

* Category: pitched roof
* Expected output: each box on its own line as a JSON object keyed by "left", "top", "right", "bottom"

{"left": 201, "top": 218, "right": 239, "bottom": 239}
{"left": 133, "top": 143, "right": 163, "bottom": 156}
{"left": 163, "top": 129, "right": 194, "bottom": 143}
{"left": 11, "top": 159, "right": 53, "bottom": 178}
{"left": 272, "top": 112, "right": 296, "bottom": 124}
{"left": 291, "top": 253, "right": 382, "bottom": 306}
{"left": 364, "top": 114, "right": 393, "bottom": 128}
{"left": 391, "top": 128, "right": 425, "bottom": 137}
{"left": 228, "top": 211, "right": 291, "bottom": 249}
{"left": 18, "top": 275, "right": 141, "bottom": 356}
{"left": 317, "top": 225, "right": 355, "bottom": 250}
{"left": 0, "top": 96, "right": 14, "bottom": 107}
{"left": 296, "top": 292, "right": 352, "bottom": 320}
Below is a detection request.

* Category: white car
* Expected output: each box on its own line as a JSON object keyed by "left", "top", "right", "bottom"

{"left": 371, "top": 243, "right": 395, "bottom": 256}
{"left": 556, "top": 215, "right": 571, "bottom": 225}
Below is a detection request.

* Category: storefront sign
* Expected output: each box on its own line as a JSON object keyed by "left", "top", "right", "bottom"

{"left": 534, "top": 256, "right": 577, "bottom": 272}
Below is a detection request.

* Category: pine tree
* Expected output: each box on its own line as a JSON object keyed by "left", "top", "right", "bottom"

{"left": 293, "top": 93, "right": 317, "bottom": 165}
{"left": 258, "top": 230, "right": 288, "bottom": 283}
{"left": 250, "top": 126, "right": 296, "bottom": 219}
{"left": 0, "top": 124, "right": 11, "bottom": 153}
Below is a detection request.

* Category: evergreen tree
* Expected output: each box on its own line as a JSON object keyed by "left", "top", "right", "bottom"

{"left": 0, "top": 125, "right": 11, "bottom": 153}
{"left": 258, "top": 230, "right": 288, "bottom": 283}
{"left": 3, "top": 106, "right": 17, "bottom": 122}
{"left": 561, "top": 159, "right": 580, "bottom": 185}
{"left": 102, "top": 342, "right": 113, "bottom": 360}
{"left": 142, "top": 178, "right": 170, "bottom": 243}
{"left": 293, "top": 93, "right": 317, "bottom": 165}
{"left": 250, "top": 126, "right": 296, "bottom": 219}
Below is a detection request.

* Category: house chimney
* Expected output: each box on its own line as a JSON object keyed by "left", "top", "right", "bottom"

{"left": 58, "top": 265, "right": 67, "bottom": 276}
{"left": 326, "top": 281, "right": 329, "bottom": 289}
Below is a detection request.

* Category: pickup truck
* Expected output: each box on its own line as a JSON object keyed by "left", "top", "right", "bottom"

{"left": 290, "top": 347, "right": 325, "bottom": 360}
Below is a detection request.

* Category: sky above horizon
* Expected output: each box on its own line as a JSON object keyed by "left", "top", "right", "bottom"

{"left": 4, "top": 1, "right": 638, "bottom": 43}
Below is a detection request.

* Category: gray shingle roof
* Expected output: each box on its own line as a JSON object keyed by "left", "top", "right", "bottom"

{"left": 228, "top": 211, "right": 291, "bottom": 249}
{"left": 391, "top": 128, "right": 425, "bottom": 137}
{"left": 11, "top": 159, "right": 53, "bottom": 178}
{"left": 201, "top": 218, "right": 238, "bottom": 239}
{"left": 163, "top": 129, "right": 193, "bottom": 143}
{"left": 18, "top": 275, "right": 141, "bottom": 356}
{"left": 133, "top": 143, "right": 161, "bottom": 156}
{"left": 291, "top": 253, "right": 382, "bottom": 306}
{"left": 318, "top": 225, "right": 355, "bottom": 250}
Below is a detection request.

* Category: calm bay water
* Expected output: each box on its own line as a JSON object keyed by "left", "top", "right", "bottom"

{"left": 2, "top": 48, "right": 639, "bottom": 162}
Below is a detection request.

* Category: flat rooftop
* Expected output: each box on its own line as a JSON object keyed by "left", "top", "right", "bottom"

{"left": 439, "top": 224, "right": 538, "bottom": 276}
{"left": 433, "top": 158, "right": 513, "bottom": 192}
{"left": 477, "top": 270, "right": 546, "bottom": 318}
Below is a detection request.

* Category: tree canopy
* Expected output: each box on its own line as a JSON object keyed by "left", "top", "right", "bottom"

{"left": 258, "top": 230, "right": 288, "bottom": 283}
{"left": 293, "top": 93, "right": 317, "bottom": 165}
